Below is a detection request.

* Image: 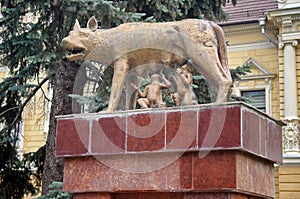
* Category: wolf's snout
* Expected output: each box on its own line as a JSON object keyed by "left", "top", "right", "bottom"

{"left": 61, "top": 37, "right": 69, "bottom": 48}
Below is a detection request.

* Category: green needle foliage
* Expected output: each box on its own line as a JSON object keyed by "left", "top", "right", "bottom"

{"left": 35, "top": 182, "right": 72, "bottom": 199}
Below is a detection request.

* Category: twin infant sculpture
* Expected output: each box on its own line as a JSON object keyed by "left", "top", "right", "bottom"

{"left": 62, "top": 16, "right": 232, "bottom": 112}
{"left": 131, "top": 64, "right": 197, "bottom": 109}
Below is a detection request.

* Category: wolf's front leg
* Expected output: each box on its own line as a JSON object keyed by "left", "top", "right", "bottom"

{"left": 106, "top": 57, "right": 130, "bottom": 112}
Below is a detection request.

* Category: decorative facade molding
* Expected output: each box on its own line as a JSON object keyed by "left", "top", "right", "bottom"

{"left": 239, "top": 74, "right": 276, "bottom": 81}
{"left": 278, "top": 0, "right": 300, "bottom": 9}
{"left": 223, "top": 23, "right": 278, "bottom": 36}
{"left": 282, "top": 157, "right": 300, "bottom": 164}
{"left": 232, "top": 57, "right": 275, "bottom": 115}
{"left": 223, "top": 24, "right": 261, "bottom": 35}
{"left": 267, "top": 7, "right": 300, "bottom": 33}
{"left": 281, "top": 37, "right": 299, "bottom": 156}
{"left": 268, "top": 5, "right": 300, "bottom": 157}
{"left": 227, "top": 42, "right": 275, "bottom": 52}
{"left": 284, "top": 118, "right": 300, "bottom": 155}
{"left": 243, "top": 57, "right": 273, "bottom": 75}
{"left": 278, "top": 39, "right": 299, "bottom": 49}
{"left": 283, "top": 15, "right": 294, "bottom": 32}
{"left": 281, "top": 33, "right": 300, "bottom": 43}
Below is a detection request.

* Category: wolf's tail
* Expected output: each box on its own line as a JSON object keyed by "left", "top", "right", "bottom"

{"left": 209, "top": 22, "right": 232, "bottom": 81}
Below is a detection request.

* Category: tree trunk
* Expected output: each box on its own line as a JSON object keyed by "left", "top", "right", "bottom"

{"left": 42, "top": 59, "right": 82, "bottom": 194}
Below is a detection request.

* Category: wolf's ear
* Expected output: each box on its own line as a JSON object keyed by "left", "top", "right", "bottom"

{"left": 73, "top": 19, "right": 81, "bottom": 30}
{"left": 87, "top": 16, "right": 98, "bottom": 31}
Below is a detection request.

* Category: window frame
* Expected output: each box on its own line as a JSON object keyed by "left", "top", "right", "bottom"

{"left": 233, "top": 78, "right": 273, "bottom": 115}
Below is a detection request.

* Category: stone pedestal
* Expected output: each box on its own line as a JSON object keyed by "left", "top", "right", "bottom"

{"left": 56, "top": 102, "right": 283, "bottom": 199}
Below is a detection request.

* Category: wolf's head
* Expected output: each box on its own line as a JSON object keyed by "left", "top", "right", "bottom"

{"left": 62, "top": 16, "right": 99, "bottom": 61}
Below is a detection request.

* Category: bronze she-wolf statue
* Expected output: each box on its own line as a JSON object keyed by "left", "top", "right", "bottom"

{"left": 62, "top": 16, "right": 232, "bottom": 112}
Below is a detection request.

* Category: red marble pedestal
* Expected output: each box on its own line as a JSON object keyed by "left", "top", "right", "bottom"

{"left": 56, "top": 102, "right": 283, "bottom": 199}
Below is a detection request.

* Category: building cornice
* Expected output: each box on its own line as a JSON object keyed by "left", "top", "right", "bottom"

{"left": 268, "top": 6, "right": 300, "bottom": 19}
{"left": 240, "top": 74, "right": 276, "bottom": 81}
{"left": 227, "top": 42, "right": 276, "bottom": 52}
{"left": 267, "top": 7, "right": 300, "bottom": 33}
{"left": 223, "top": 23, "right": 278, "bottom": 36}
{"left": 282, "top": 156, "right": 300, "bottom": 164}
{"left": 281, "top": 32, "right": 300, "bottom": 41}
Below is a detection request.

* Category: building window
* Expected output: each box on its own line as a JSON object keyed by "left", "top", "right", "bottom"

{"left": 231, "top": 57, "right": 275, "bottom": 116}
{"left": 241, "top": 90, "right": 266, "bottom": 113}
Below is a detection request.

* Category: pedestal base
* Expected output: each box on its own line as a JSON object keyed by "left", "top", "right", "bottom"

{"left": 73, "top": 192, "right": 263, "bottom": 199}
{"left": 56, "top": 102, "right": 283, "bottom": 199}
{"left": 65, "top": 151, "right": 273, "bottom": 198}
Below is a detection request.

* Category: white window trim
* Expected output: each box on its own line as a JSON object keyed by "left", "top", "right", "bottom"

{"left": 233, "top": 77, "right": 273, "bottom": 116}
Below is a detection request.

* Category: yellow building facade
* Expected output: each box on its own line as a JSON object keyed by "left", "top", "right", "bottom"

{"left": 0, "top": 67, "right": 48, "bottom": 154}
{"left": 22, "top": 83, "right": 48, "bottom": 153}
{"left": 221, "top": 1, "right": 300, "bottom": 198}
{"left": 0, "top": 9, "right": 48, "bottom": 154}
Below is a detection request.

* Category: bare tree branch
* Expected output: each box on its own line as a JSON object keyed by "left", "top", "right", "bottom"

{"left": 8, "top": 76, "right": 50, "bottom": 133}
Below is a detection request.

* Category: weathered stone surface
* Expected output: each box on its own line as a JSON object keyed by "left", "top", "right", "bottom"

{"left": 56, "top": 102, "right": 283, "bottom": 199}
{"left": 91, "top": 116, "right": 126, "bottom": 154}
{"left": 63, "top": 151, "right": 274, "bottom": 198}
{"left": 56, "top": 102, "right": 283, "bottom": 164}
{"left": 62, "top": 17, "right": 232, "bottom": 112}
{"left": 56, "top": 119, "right": 89, "bottom": 156}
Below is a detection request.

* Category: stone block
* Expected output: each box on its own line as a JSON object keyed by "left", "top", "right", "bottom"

{"left": 166, "top": 110, "right": 197, "bottom": 150}
{"left": 56, "top": 102, "right": 283, "bottom": 199}
{"left": 198, "top": 106, "right": 241, "bottom": 149}
{"left": 127, "top": 112, "right": 165, "bottom": 151}
{"left": 91, "top": 116, "right": 126, "bottom": 154}
{"left": 56, "top": 119, "right": 89, "bottom": 156}
{"left": 63, "top": 151, "right": 274, "bottom": 198}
